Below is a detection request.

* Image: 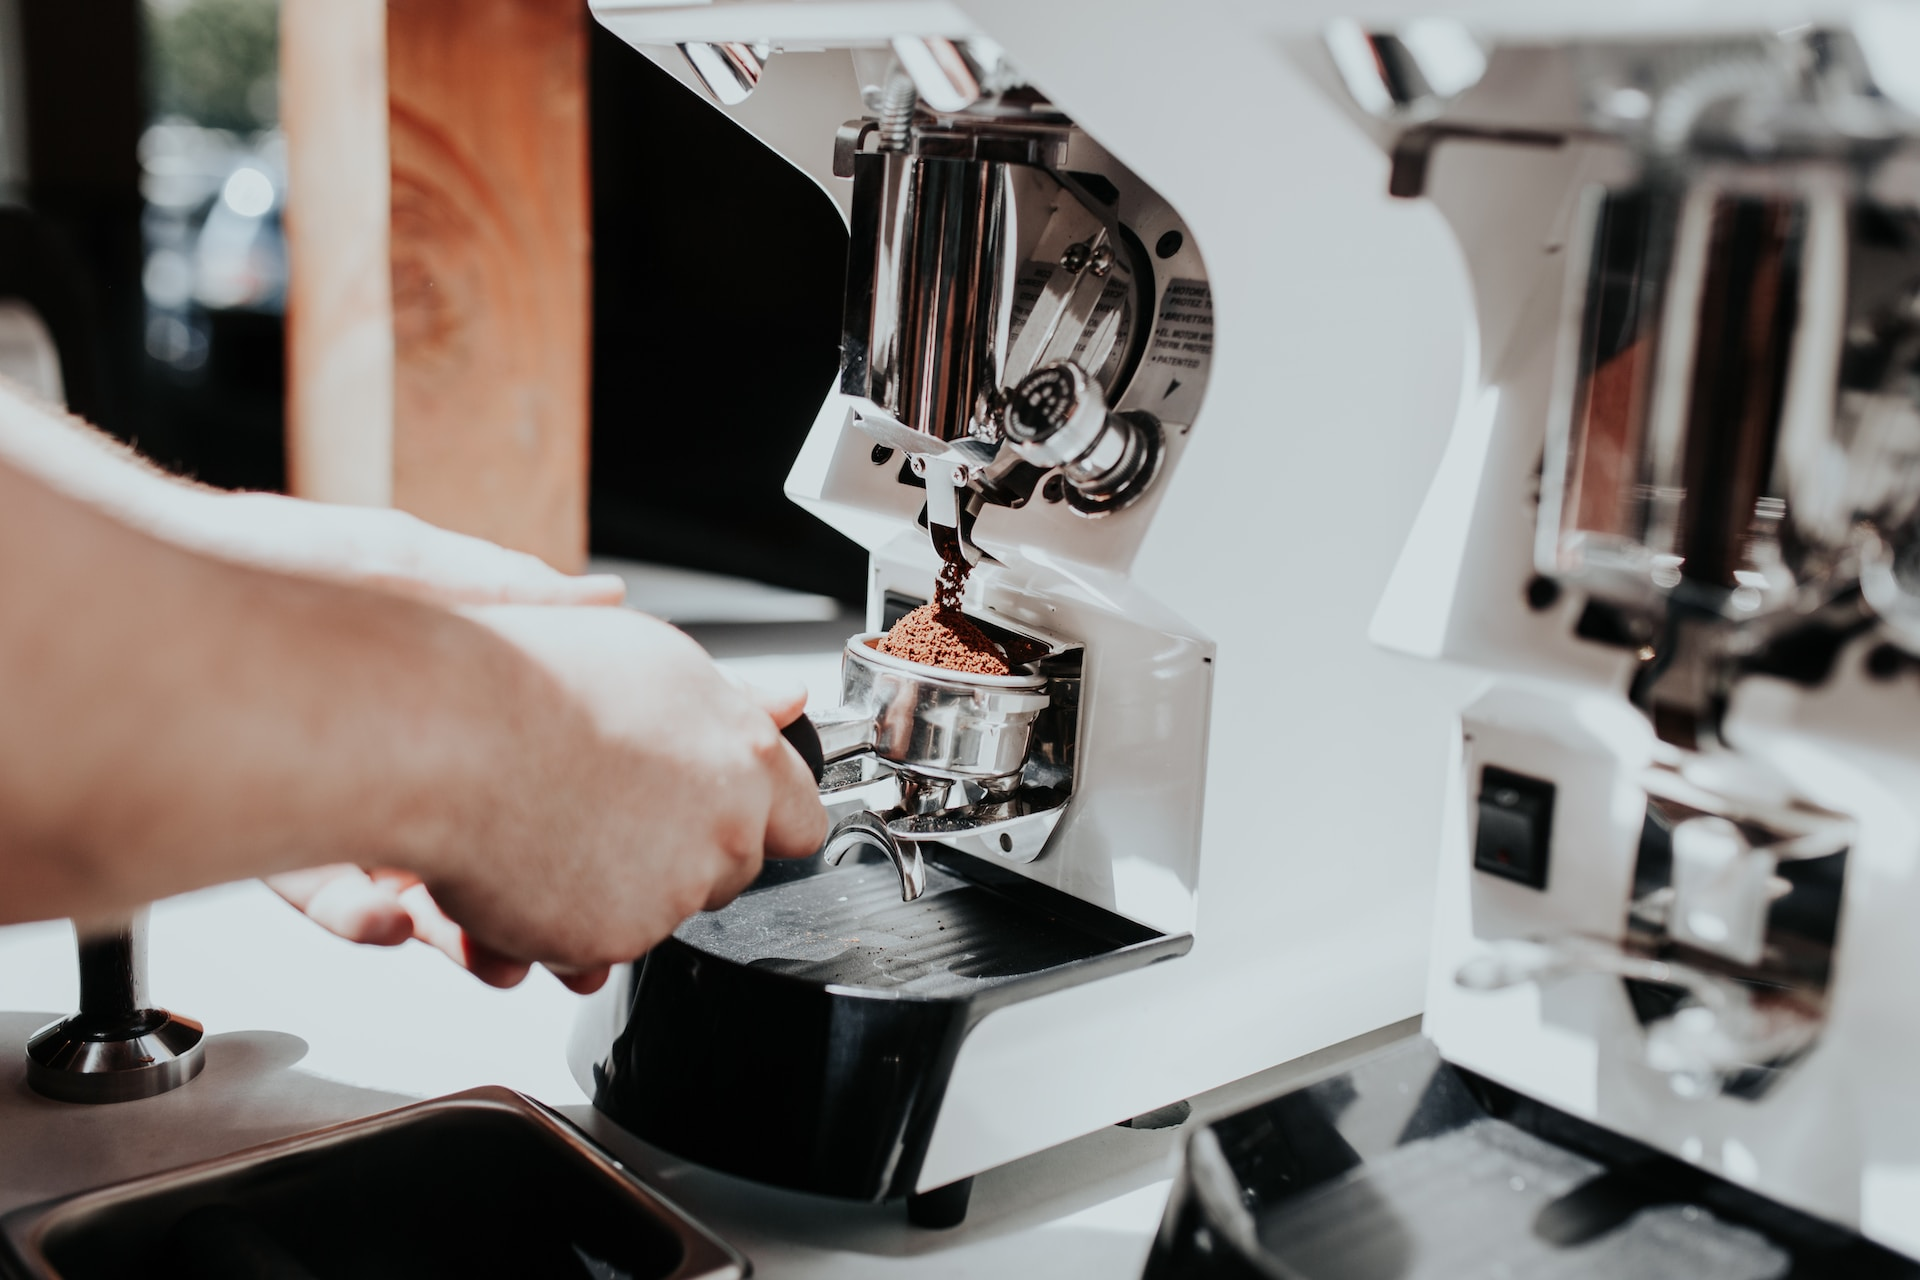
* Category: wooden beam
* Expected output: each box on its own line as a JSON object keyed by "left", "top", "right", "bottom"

{"left": 281, "top": 0, "right": 394, "bottom": 508}
{"left": 283, "top": 0, "right": 591, "bottom": 570}
{"left": 386, "top": 0, "right": 591, "bottom": 571}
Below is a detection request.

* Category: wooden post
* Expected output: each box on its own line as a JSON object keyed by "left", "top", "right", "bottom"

{"left": 281, "top": 0, "right": 394, "bottom": 509}
{"left": 282, "top": 0, "right": 591, "bottom": 571}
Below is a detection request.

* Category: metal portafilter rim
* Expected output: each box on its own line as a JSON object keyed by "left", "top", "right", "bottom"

{"left": 810, "top": 634, "right": 1050, "bottom": 772}
{"left": 843, "top": 632, "right": 1048, "bottom": 691}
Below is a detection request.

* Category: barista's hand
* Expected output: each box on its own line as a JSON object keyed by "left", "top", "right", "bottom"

{"left": 190, "top": 491, "right": 627, "bottom": 608}
{"left": 281, "top": 607, "right": 825, "bottom": 985}
{"left": 249, "top": 496, "right": 625, "bottom": 967}
{"left": 267, "top": 865, "right": 572, "bottom": 990}
{"left": 417, "top": 605, "right": 827, "bottom": 972}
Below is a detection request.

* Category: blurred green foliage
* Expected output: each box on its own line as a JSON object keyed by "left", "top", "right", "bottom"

{"left": 146, "top": 0, "right": 279, "bottom": 131}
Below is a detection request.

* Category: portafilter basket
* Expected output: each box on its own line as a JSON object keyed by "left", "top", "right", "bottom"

{"left": 812, "top": 633, "right": 1050, "bottom": 783}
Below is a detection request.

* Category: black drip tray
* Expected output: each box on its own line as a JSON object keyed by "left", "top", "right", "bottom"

{"left": 682, "top": 852, "right": 1150, "bottom": 995}
{"left": 3, "top": 1088, "right": 745, "bottom": 1280}
{"left": 1145, "top": 1037, "right": 1920, "bottom": 1279}
{"left": 592, "top": 846, "right": 1192, "bottom": 1201}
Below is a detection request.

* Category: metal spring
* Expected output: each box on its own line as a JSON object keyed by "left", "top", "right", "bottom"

{"left": 880, "top": 74, "right": 917, "bottom": 152}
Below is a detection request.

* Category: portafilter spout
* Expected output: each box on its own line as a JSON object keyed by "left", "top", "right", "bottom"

{"left": 824, "top": 810, "right": 927, "bottom": 902}
{"left": 783, "top": 714, "right": 929, "bottom": 901}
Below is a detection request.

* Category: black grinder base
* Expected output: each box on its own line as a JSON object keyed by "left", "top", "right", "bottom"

{"left": 584, "top": 844, "right": 1191, "bottom": 1216}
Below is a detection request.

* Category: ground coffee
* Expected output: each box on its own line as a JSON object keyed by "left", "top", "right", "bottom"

{"left": 933, "top": 541, "right": 968, "bottom": 613}
{"left": 877, "top": 524, "right": 1011, "bottom": 674}
{"left": 878, "top": 604, "right": 1010, "bottom": 676}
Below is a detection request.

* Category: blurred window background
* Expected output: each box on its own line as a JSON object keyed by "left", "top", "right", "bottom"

{"left": 139, "top": 0, "right": 287, "bottom": 491}
{"left": 0, "top": 1, "right": 860, "bottom": 600}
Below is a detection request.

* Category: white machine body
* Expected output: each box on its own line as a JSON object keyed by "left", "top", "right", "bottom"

{"left": 1295, "top": 5, "right": 1920, "bottom": 1256}
{"left": 587, "top": 0, "right": 1469, "bottom": 1191}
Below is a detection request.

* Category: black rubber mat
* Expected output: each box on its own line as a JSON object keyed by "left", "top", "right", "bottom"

{"left": 675, "top": 855, "right": 1141, "bottom": 997}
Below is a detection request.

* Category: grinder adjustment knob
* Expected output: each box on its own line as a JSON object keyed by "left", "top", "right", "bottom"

{"left": 1005, "top": 362, "right": 1161, "bottom": 514}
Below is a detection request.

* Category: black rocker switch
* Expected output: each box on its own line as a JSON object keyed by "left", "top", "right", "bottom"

{"left": 1474, "top": 766, "right": 1554, "bottom": 890}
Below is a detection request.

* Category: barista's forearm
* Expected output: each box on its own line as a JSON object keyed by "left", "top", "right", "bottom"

{"left": 0, "top": 376, "right": 219, "bottom": 527}
{"left": 0, "top": 460, "right": 567, "bottom": 922}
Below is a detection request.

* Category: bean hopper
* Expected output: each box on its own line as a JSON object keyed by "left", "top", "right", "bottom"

{"left": 572, "top": 0, "right": 1458, "bottom": 1230}
{"left": 1150, "top": 11, "right": 1920, "bottom": 1271}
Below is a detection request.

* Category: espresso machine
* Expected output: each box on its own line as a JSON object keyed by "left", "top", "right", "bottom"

{"left": 572, "top": 0, "right": 1471, "bottom": 1225}
{"left": 1147, "top": 9, "right": 1920, "bottom": 1272}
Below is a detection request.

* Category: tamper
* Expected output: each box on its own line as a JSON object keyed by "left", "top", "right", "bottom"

{"left": 25, "top": 908, "right": 206, "bottom": 1103}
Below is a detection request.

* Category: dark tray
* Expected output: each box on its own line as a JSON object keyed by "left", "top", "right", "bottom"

{"left": 587, "top": 844, "right": 1191, "bottom": 1203}
{"left": 2, "top": 1087, "right": 745, "bottom": 1280}
{"left": 1144, "top": 1036, "right": 1920, "bottom": 1279}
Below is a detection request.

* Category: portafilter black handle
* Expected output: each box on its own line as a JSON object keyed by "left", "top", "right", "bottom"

{"left": 781, "top": 714, "right": 825, "bottom": 783}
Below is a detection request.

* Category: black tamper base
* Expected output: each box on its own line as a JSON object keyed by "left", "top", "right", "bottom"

{"left": 26, "top": 915, "right": 205, "bottom": 1105}
{"left": 26, "top": 1011, "right": 205, "bottom": 1105}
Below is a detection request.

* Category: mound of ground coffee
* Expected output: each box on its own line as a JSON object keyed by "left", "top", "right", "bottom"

{"left": 878, "top": 604, "right": 1010, "bottom": 676}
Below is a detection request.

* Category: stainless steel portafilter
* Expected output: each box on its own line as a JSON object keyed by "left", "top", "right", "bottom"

{"left": 786, "top": 630, "right": 1077, "bottom": 903}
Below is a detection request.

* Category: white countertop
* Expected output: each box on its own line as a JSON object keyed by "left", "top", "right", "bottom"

{"left": 0, "top": 613, "right": 1411, "bottom": 1276}
{"left": 0, "top": 883, "right": 1410, "bottom": 1277}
